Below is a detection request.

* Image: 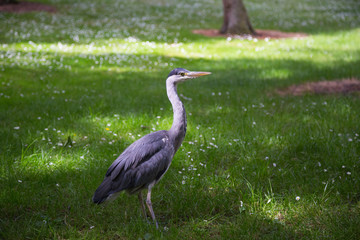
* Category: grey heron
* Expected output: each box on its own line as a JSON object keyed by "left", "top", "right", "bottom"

{"left": 92, "top": 68, "right": 211, "bottom": 228}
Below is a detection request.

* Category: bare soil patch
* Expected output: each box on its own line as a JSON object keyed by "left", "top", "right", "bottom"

{"left": 277, "top": 79, "right": 360, "bottom": 96}
{"left": 0, "top": 1, "right": 56, "bottom": 13}
{"left": 192, "top": 29, "right": 308, "bottom": 40}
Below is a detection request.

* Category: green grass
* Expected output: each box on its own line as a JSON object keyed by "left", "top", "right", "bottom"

{"left": 1, "top": 0, "right": 360, "bottom": 239}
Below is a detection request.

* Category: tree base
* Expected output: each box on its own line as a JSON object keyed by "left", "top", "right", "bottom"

{"left": 192, "top": 29, "right": 308, "bottom": 40}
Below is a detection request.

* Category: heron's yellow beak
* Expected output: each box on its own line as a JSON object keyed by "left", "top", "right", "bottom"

{"left": 186, "top": 71, "right": 212, "bottom": 77}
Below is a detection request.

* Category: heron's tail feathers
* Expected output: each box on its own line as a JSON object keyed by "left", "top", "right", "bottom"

{"left": 92, "top": 177, "right": 113, "bottom": 204}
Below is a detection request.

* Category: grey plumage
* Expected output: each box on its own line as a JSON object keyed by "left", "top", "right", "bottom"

{"left": 92, "top": 68, "right": 211, "bottom": 228}
{"left": 93, "top": 131, "right": 173, "bottom": 203}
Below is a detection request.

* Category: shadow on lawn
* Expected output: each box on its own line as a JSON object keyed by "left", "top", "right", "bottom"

{"left": 1, "top": 52, "right": 360, "bottom": 238}
{"left": 1, "top": 50, "right": 359, "bottom": 169}
{"left": 1, "top": 50, "right": 359, "bottom": 159}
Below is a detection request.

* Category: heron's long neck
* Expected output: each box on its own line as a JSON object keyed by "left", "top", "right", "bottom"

{"left": 167, "top": 81, "right": 187, "bottom": 151}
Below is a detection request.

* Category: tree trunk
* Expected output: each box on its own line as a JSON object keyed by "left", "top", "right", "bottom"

{"left": 220, "top": 0, "right": 255, "bottom": 35}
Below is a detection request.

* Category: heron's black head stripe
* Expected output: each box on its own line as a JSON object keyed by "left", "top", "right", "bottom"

{"left": 167, "top": 68, "right": 190, "bottom": 78}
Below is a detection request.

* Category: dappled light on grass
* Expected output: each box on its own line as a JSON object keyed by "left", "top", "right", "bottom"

{"left": 2, "top": 28, "right": 359, "bottom": 87}
{"left": 1, "top": 0, "right": 360, "bottom": 239}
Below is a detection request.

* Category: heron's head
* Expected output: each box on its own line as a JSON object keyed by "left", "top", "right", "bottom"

{"left": 167, "top": 68, "right": 211, "bottom": 84}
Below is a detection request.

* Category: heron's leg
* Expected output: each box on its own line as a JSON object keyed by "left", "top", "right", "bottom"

{"left": 146, "top": 184, "right": 159, "bottom": 229}
{"left": 138, "top": 191, "right": 148, "bottom": 221}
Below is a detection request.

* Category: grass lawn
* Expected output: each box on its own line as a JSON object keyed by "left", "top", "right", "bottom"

{"left": 1, "top": 0, "right": 360, "bottom": 239}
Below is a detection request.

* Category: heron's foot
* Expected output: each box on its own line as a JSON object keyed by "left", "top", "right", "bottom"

{"left": 143, "top": 217, "right": 157, "bottom": 229}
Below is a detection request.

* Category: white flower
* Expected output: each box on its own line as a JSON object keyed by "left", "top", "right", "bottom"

{"left": 296, "top": 196, "right": 300, "bottom": 201}
{"left": 14, "top": 126, "right": 20, "bottom": 130}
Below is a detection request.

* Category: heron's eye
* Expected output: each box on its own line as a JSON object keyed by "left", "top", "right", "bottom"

{"left": 179, "top": 72, "right": 185, "bottom": 76}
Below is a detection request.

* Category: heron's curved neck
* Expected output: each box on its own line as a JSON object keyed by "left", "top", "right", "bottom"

{"left": 167, "top": 81, "right": 186, "bottom": 151}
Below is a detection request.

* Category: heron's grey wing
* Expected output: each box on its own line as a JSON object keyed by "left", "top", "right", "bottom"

{"left": 118, "top": 144, "right": 173, "bottom": 193}
{"left": 106, "top": 130, "right": 170, "bottom": 178}
{"left": 108, "top": 130, "right": 174, "bottom": 189}
{"left": 93, "top": 130, "right": 172, "bottom": 203}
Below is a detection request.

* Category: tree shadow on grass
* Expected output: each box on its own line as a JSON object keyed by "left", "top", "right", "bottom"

{"left": 1, "top": 50, "right": 359, "bottom": 167}
{"left": 1, "top": 52, "right": 360, "bottom": 238}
